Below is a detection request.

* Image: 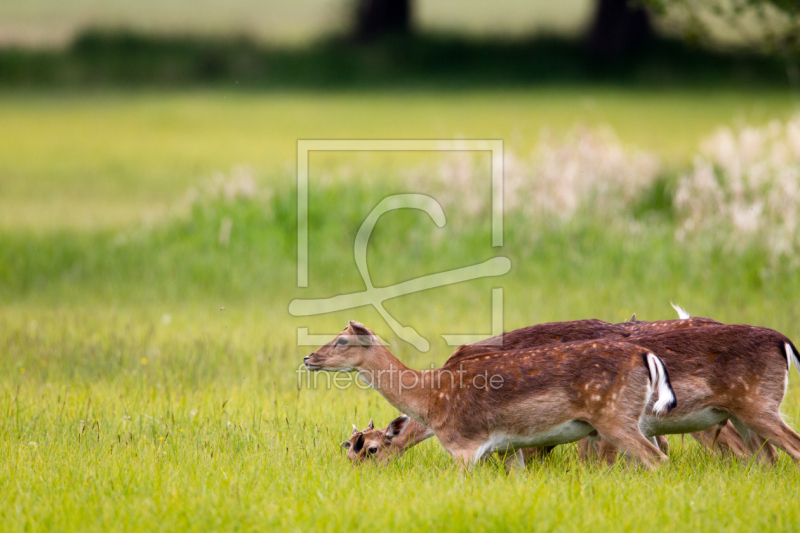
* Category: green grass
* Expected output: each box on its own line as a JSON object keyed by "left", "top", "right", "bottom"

{"left": 2, "top": 88, "right": 800, "bottom": 531}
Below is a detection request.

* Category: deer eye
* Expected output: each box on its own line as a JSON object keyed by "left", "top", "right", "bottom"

{"left": 335, "top": 338, "right": 348, "bottom": 346}
{"left": 368, "top": 446, "right": 378, "bottom": 455}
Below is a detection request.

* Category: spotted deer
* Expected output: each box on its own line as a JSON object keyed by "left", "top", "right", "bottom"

{"left": 306, "top": 321, "right": 676, "bottom": 470}
{"left": 581, "top": 325, "right": 800, "bottom": 465}
{"left": 339, "top": 323, "right": 797, "bottom": 467}
{"left": 463, "top": 315, "right": 749, "bottom": 460}
{"left": 342, "top": 316, "right": 744, "bottom": 465}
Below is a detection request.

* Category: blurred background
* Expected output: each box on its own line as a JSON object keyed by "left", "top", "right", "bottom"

{"left": 2, "top": 0, "right": 800, "bottom": 359}
{"left": 2, "top": 0, "right": 800, "bottom": 365}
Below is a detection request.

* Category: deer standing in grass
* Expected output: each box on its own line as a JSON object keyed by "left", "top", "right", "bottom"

{"left": 306, "top": 321, "right": 676, "bottom": 470}
{"left": 343, "top": 316, "right": 746, "bottom": 465}
{"left": 580, "top": 325, "right": 800, "bottom": 465}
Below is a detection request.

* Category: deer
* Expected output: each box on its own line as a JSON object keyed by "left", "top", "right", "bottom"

{"left": 341, "top": 415, "right": 433, "bottom": 464}
{"left": 341, "top": 315, "right": 746, "bottom": 466}
{"left": 306, "top": 321, "right": 677, "bottom": 470}
{"left": 337, "top": 323, "right": 798, "bottom": 467}
{"left": 573, "top": 325, "right": 800, "bottom": 466}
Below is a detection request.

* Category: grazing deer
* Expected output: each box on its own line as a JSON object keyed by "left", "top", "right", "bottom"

{"left": 460, "top": 320, "right": 779, "bottom": 465}
{"left": 340, "top": 315, "right": 736, "bottom": 465}
{"left": 341, "top": 415, "right": 433, "bottom": 464}
{"left": 582, "top": 325, "right": 800, "bottom": 465}
{"left": 306, "top": 321, "right": 676, "bottom": 470}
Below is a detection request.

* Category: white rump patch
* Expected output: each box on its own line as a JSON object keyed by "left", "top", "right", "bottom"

{"left": 647, "top": 353, "right": 677, "bottom": 415}
{"left": 786, "top": 342, "right": 800, "bottom": 375}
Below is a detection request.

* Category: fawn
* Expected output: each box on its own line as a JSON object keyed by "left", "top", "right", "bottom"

{"left": 306, "top": 321, "right": 676, "bottom": 470}
{"left": 341, "top": 415, "right": 433, "bottom": 464}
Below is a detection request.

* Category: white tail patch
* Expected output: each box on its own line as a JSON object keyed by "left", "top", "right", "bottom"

{"left": 670, "top": 301, "right": 691, "bottom": 319}
{"left": 785, "top": 342, "right": 800, "bottom": 375}
{"left": 646, "top": 352, "right": 677, "bottom": 415}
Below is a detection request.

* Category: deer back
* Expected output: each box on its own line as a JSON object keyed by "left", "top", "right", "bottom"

{"left": 620, "top": 317, "right": 722, "bottom": 336}
{"left": 446, "top": 319, "right": 631, "bottom": 364}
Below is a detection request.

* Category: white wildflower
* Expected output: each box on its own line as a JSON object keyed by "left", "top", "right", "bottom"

{"left": 676, "top": 113, "right": 800, "bottom": 261}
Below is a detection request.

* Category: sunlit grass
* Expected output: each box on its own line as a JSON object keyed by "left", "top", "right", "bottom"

{"left": 1, "top": 309, "right": 799, "bottom": 531}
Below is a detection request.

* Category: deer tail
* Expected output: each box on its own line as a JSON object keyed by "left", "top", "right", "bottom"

{"left": 670, "top": 301, "right": 691, "bottom": 319}
{"left": 646, "top": 352, "right": 677, "bottom": 415}
{"left": 785, "top": 341, "right": 800, "bottom": 376}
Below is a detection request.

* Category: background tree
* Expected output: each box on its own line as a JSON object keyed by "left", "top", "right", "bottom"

{"left": 353, "top": 0, "right": 412, "bottom": 42}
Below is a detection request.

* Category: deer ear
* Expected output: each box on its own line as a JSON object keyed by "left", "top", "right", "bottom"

{"left": 348, "top": 321, "right": 373, "bottom": 345}
{"left": 341, "top": 440, "right": 352, "bottom": 450}
{"left": 366, "top": 419, "right": 374, "bottom": 431}
{"left": 630, "top": 313, "right": 636, "bottom": 322}
{"left": 385, "top": 414, "right": 410, "bottom": 441}
{"left": 351, "top": 424, "right": 359, "bottom": 435}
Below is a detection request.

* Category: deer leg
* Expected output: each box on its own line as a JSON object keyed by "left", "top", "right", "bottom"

{"left": 731, "top": 413, "right": 800, "bottom": 464}
{"left": 448, "top": 441, "right": 488, "bottom": 471}
{"left": 596, "top": 437, "right": 620, "bottom": 466}
{"left": 590, "top": 419, "right": 667, "bottom": 471}
{"left": 729, "top": 417, "right": 780, "bottom": 465}
{"left": 578, "top": 434, "right": 601, "bottom": 464}
{"left": 656, "top": 435, "right": 669, "bottom": 455}
{"left": 710, "top": 421, "right": 726, "bottom": 450}
{"left": 690, "top": 429, "right": 716, "bottom": 452}
{"left": 689, "top": 422, "right": 746, "bottom": 457}
{"left": 500, "top": 449, "right": 526, "bottom": 473}
{"left": 714, "top": 421, "right": 747, "bottom": 457}
{"left": 581, "top": 434, "right": 621, "bottom": 466}
{"left": 521, "top": 446, "right": 554, "bottom": 463}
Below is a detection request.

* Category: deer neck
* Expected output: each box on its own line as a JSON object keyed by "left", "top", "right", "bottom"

{"left": 357, "top": 346, "right": 432, "bottom": 424}
{"left": 393, "top": 419, "right": 435, "bottom": 454}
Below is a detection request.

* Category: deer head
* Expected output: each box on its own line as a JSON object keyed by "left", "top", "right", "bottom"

{"left": 340, "top": 415, "right": 411, "bottom": 464}
{"left": 304, "top": 321, "right": 379, "bottom": 372}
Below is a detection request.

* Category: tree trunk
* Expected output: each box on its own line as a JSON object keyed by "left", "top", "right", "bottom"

{"left": 353, "top": 0, "right": 412, "bottom": 42}
{"left": 586, "top": 0, "right": 653, "bottom": 59}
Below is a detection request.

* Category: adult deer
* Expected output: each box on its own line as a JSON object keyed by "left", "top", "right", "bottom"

{"left": 339, "top": 323, "right": 796, "bottom": 466}
{"left": 306, "top": 321, "right": 676, "bottom": 470}
{"left": 342, "top": 316, "right": 746, "bottom": 465}
{"left": 579, "top": 325, "right": 800, "bottom": 465}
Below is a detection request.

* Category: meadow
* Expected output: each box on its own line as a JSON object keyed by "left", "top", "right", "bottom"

{"left": 2, "top": 87, "right": 800, "bottom": 532}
